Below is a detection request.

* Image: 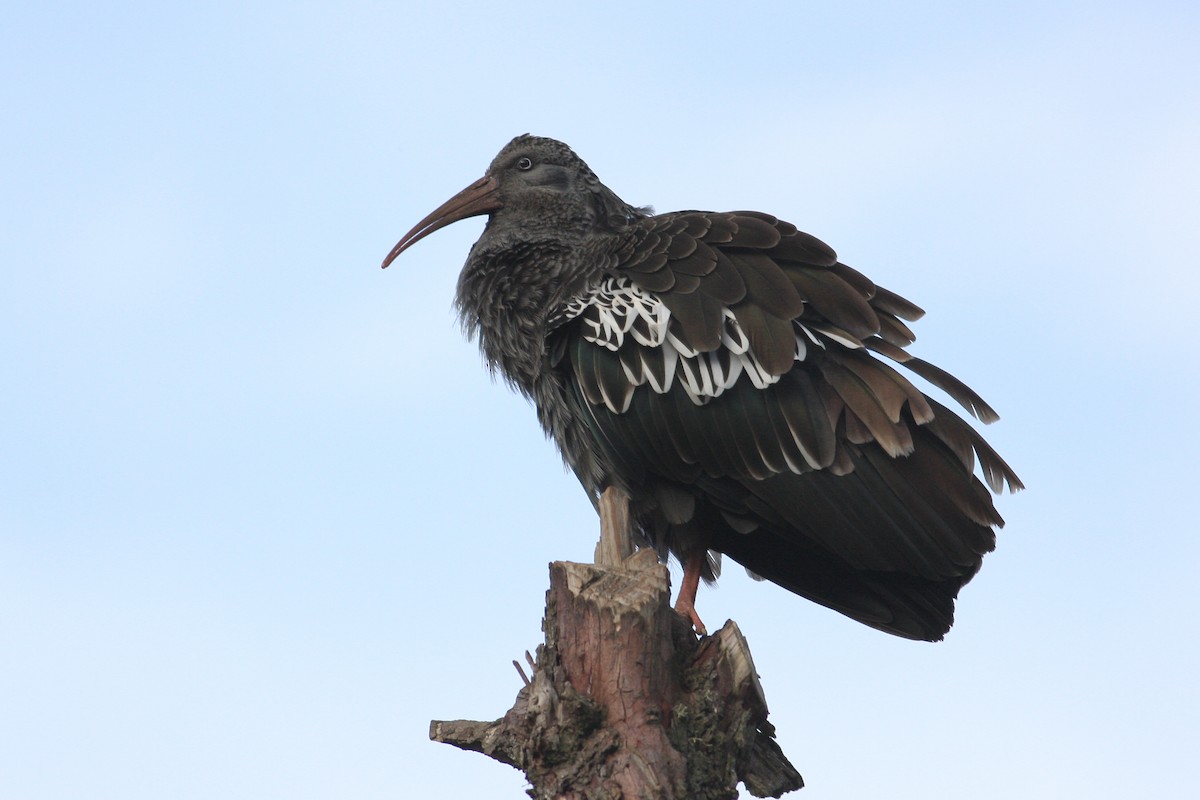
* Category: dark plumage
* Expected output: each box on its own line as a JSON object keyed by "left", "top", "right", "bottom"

{"left": 383, "top": 135, "right": 1022, "bottom": 641}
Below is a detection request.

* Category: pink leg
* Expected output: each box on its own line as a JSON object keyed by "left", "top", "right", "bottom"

{"left": 673, "top": 549, "right": 709, "bottom": 636}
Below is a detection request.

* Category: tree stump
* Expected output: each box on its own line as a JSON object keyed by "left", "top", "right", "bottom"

{"left": 429, "top": 544, "right": 803, "bottom": 798}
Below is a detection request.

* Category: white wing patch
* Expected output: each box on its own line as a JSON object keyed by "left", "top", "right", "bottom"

{"left": 564, "top": 277, "right": 826, "bottom": 410}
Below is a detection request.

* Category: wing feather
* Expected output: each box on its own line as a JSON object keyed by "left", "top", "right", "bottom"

{"left": 550, "top": 208, "right": 1020, "bottom": 640}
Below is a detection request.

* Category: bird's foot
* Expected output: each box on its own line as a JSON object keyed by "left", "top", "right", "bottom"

{"left": 675, "top": 548, "right": 709, "bottom": 635}
{"left": 673, "top": 595, "right": 708, "bottom": 637}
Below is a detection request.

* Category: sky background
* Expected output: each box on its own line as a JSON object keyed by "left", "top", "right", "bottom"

{"left": 3, "top": 1, "right": 1198, "bottom": 798}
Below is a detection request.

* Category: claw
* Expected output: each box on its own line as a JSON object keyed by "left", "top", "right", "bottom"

{"left": 674, "top": 594, "right": 708, "bottom": 636}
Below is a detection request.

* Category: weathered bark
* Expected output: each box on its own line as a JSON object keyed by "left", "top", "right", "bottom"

{"left": 430, "top": 539, "right": 803, "bottom": 799}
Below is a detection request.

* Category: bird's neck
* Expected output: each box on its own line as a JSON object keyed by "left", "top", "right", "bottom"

{"left": 455, "top": 228, "right": 607, "bottom": 394}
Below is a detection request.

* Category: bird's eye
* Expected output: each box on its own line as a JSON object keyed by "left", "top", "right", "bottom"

{"left": 516, "top": 156, "right": 533, "bottom": 171}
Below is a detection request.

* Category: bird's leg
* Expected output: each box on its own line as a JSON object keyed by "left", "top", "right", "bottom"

{"left": 674, "top": 549, "right": 708, "bottom": 636}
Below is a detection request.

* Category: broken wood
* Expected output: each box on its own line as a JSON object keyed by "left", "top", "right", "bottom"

{"left": 594, "top": 485, "right": 635, "bottom": 566}
{"left": 430, "top": 544, "right": 803, "bottom": 798}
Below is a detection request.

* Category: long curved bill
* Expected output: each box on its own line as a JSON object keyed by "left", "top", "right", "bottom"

{"left": 381, "top": 175, "right": 501, "bottom": 268}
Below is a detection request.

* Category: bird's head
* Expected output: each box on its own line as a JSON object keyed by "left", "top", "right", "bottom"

{"left": 382, "top": 135, "right": 644, "bottom": 269}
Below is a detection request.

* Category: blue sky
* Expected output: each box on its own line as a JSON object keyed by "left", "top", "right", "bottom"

{"left": 2, "top": 2, "right": 1197, "bottom": 797}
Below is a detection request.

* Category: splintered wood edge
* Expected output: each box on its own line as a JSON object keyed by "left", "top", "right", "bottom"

{"left": 595, "top": 486, "right": 635, "bottom": 566}
{"left": 558, "top": 553, "right": 669, "bottom": 618}
{"left": 714, "top": 620, "right": 767, "bottom": 709}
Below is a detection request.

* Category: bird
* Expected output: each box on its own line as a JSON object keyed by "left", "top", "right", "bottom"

{"left": 382, "top": 134, "right": 1022, "bottom": 642}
